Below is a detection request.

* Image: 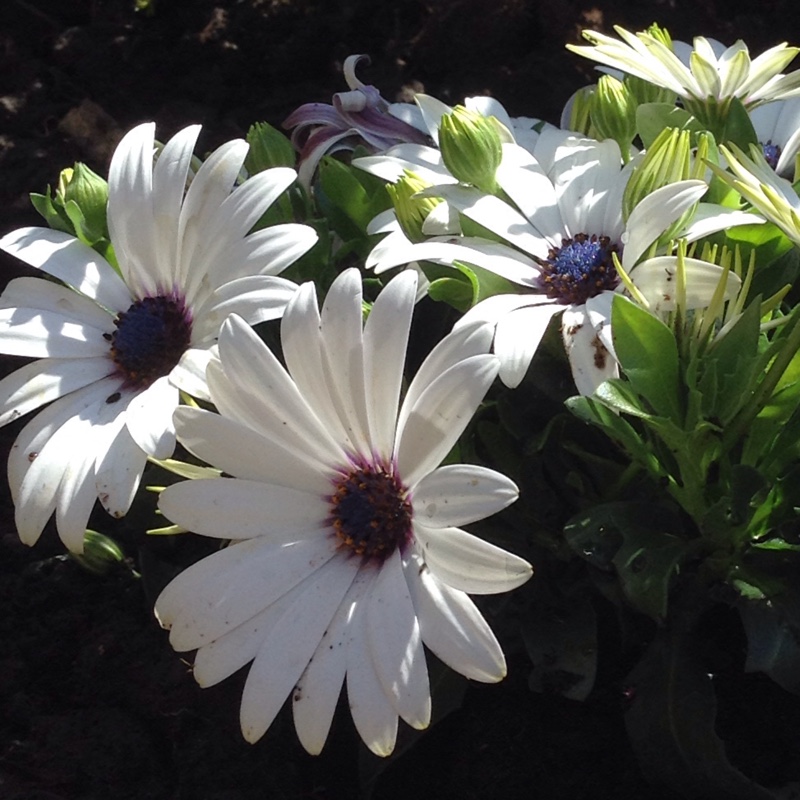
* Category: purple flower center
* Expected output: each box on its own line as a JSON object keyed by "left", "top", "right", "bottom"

{"left": 108, "top": 295, "right": 192, "bottom": 389}
{"left": 537, "top": 233, "right": 620, "bottom": 305}
{"left": 328, "top": 462, "right": 413, "bottom": 563}
{"left": 762, "top": 141, "right": 782, "bottom": 171}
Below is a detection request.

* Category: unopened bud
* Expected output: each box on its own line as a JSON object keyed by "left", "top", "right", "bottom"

{"left": 439, "top": 106, "right": 503, "bottom": 194}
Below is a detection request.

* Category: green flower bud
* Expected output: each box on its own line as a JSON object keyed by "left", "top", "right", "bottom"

{"left": 61, "top": 162, "right": 109, "bottom": 244}
{"left": 624, "top": 74, "right": 675, "bottom": 107}
{"left": 71, "top": 529, "right": 126, "bottom": 575}
{"left": 245, "top": 121, "right": 297, "bottom": 173}
{"left": 438, "top": 106, "right": 503, "bottom": 194}
{"left": 590, "top": 75, "right": 637, "bottom": 157}
{"left": 566, "top": 85, "right": 596, "bottom": 137}
{"left": 623, "top": 127, "right": 693, "bottom": 219}
{"left": 387, "top": 170, "right": 443, "bottom": 243}
{"left": 644, "top": 23, "right": 673, "bottom": 49}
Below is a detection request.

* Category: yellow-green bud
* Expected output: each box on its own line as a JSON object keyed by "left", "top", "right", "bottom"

{"left": 438, "top": 106, "right": 503, "bottom": 194}
{"left": 59, "top": 162, "right": 109, "bottom": 245}
{"left": 71, "top": 529, "right": 126, "bottom": 575}
{"left": 590, "top": 75, "right": 637, "bottom": 156}
{"left": 566, "top": 85, "right": 596, "bottom": 137}
{"left": 624, "top": 74, "right": 675, "bottom": 107}
{"left": 644, "top": 23, "right": 673, "bottom": 49}
{"left": 245, "top": 121, "right": 297, "bottom": 173}
{"left": 387, "top": 170, "right": 443, "bottom": 243}
{"left": 623, "top": 127, "right": 693, "bottom": 219}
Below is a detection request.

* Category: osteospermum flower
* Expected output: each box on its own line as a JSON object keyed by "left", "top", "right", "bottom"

{"left": 567, "top": 27, "right": 800, "bottom": 114}
{"left": 716, "top": 142, "right": 800, "bottom": 246}
{"left": 0, "top": 123, "right": 317, "bottom": 552}
{"left": 750, "top": 96, "right": 800, "bottom": 179}
{"left": 282, "top": 54, "right": 428, "bottom": 187}
{"left": 364, "top": 129, "right": 756, "bottom": 393}
{"left": 154, "top": 268, "right": 532, "bottom": 756}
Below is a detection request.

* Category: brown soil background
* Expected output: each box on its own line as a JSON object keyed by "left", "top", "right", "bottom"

{"left": 2, "top": 1, "right": 800, "bottom": 798}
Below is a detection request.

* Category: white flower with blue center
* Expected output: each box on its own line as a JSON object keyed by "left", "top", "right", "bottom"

{"left": 363, "top": 129, "right": 756, "bottom": 393}
{"left": 154, "top": 267, "right": 532, "bottom": 757}
{"left": 0, "top": 123, "right": 317, "bottom": 552}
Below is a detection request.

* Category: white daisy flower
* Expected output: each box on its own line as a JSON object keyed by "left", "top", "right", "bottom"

{"left": 750, "top": 96, "right": 800, "bottom": 179}
{"left": 0, "top": 123, "right": 318, "bottom": 552}
{"left": 154, "top": 267, "right": 532, "bottom": 757}
{"left": 567, "top": 27, "right": 800, "bottom": 111}
{"left": 364, "top": 129, "right": 756, "bottom": 393}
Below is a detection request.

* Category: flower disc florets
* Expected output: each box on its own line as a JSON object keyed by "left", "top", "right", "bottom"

{"left": 537, "top": 234, "right": 620, "bottom": 305}
{"left": 328, "top": 461, "right": 413, "bottom": 562}
{"left": 109, "top": 294, "right": 192, "bottom": 389}
{"left": 762, "top": 141, "right": 782, "bottom": 171}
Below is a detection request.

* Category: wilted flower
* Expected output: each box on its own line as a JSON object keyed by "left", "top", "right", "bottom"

{"left": 283, "top": 54, "right": 428, "bottom": 187}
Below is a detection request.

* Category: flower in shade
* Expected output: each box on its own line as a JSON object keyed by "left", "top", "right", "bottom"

{"left": 749, "top": 96, "right": 800, "bottom": 179}
{"left": 0, "top": 123, "right": 318, "bottom": 552}
{"left": 364, "top": 129, "right": 757, "bottom": 393}
{"left": 154, "top": 268, "right": 532, "bottom": 756}
{"left": 282, "top": 54, "right": 429, "bottom": 187}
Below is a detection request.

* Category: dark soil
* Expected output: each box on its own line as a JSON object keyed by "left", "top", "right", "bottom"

{"left": 2, "top": 1, "right": 800, "bottom": 798}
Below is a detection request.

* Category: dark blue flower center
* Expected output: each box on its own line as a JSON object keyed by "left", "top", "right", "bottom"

{"left": 762, "top": 141, "right": 782, "bottom": 171}
{"left": 108, "top": 295, "right": 192, "bottom": 389}
{"left": 328, "top": 463, "right": 412, "bottom": 562}
{"left": 537, "top": 233, "right": 620, "bottom": 305}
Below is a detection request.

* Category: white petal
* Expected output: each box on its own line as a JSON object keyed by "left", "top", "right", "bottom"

{"left": 346, "top": 577, "right": 399, "bottom": 756}
{"left": 107, "top": 123, "right": 160, "bottom": 296}
{"left": 396, "top": 355, "right": 499, "bottom": 489}
{"left": 0, "top": 228, "right": 132, "bottom": 312}
{"left": 14, "top": 379, "right": 116, "bottom": 549}
{"left": 214, "top": 316, "right": 344, "bottom": 464}
{"left": 150, "top": 125, "right": 202, "bottom": 283}
{"left": 413, "top": 524, "right": 532, "bottom": 594}
{"left": 177, "top": 139, "right": 249, "bottom": 295}
{"left": 0, "top": 307, "right": 112, "bottom": 358}
{"left": 0, "top": 356, "right": 114, "bottom": 427}
{"left": 494, "top": 302, "right": 562, "bottom": 388}
{"left": 192, "top": 275, "right": 298, "bottom": 338}
{"left": 220, "top": 224, "right": 318, "bottom": 281}
{"left": 412, "top": 464, "right": 518, "bottom": 528}
{"left": 239, "top": 554, "right": 359, "bottom": 743}
{"left": 623, "top": 180, "right": 707, "bottom": 268}
{"left": 156, "top": 537, "right": 337, "bottom": 651}
{"left": 7, "top": 377, "right": 121, "bottom": 504}
{"left": 397, "top": 320, "right": 494, "bottom": 437}
{"left": 281, "top": 282, "right": 352, "bottom": 446}
{"left": 562, "top": 304, "right": 618, "bottom": 396}
{"left": 0, "top": 276, "right": 114, "bottom": 331}
{"left": 363, "top": 270, "right": 417, "bottom": 461}
{"left": 169, "top": 344, "right": 214, "bottom": 401}
{"left": 318, "top": 268, "right": 371, "bottom": 455}
{"left": 95, "top": 410, "right": 148, "bottom": 518}
{"left": 292, "top": 573, "right": 371, "bottom": 754}
{"left": 405, "top": 551, "right": 506, "bottom": 681}
{"left": 158, "top": 477, "right": 327, "bottom": 540}
{"left": 172, "top": 405, "right": 331, "bottom": 494}
{"left": 366, "top": 551, "right": 431, "bottom": 729}
{"left": 124, "top": 376, "right": 178, "bottom": 458}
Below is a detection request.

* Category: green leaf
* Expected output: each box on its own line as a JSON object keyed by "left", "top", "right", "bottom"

{"left": 720, "top": 96, "right": 759, "bottom": 150}
{"left": 625, "top": 618, "right": 776, "bottom": 799}
{"left": 636, "top": 103, "right": 704, "bottom": 149}
{"left": 318, "top": 156, "right": 389, "bottom": 236}
{"left": 611, "top": 295, "right": 681, "bottom": 420}
{"left": 564, "top": 502, "right": 687, "bottom": 620}
{"left": 427, "top": 276, "right": 473, "bottom": 312}
{"left": 700, "top": 298, "right": 761, "bottom": 423}
{"left": 741, "top": 595, "right": 800, "bottom": 695}
{"left": 30, "top": 190, "right": 73, "bottom": 233}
